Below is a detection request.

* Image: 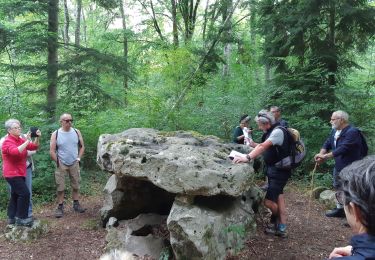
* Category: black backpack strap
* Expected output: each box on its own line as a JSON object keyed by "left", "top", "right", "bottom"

{"left": 275, "top": 126, "right": 296, "bottom": 164}
{"left": 74, "top": 128, "right": 82, "bottom": 148}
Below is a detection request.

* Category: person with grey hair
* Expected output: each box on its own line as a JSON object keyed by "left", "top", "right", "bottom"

{"left": 327, "top": 155, "right": 375, "bottom": 259}
{"left": 270, "top": 106, "right": 288, "bottom": 127}
{"left": 314, "top": 110, "right": 367, "bottom": 218}
{"left": 1, "top": 132, "right": 37, "bottom": 223}
{"left": 233, "top": 110, "right": 293, "bottom": 238}
{"left": 1, "top": 119, "right": 40, "bottom": 227}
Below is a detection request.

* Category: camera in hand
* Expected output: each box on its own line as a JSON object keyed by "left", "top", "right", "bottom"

{"left": 30, "top": 127, "right": 39, "bottom": 138}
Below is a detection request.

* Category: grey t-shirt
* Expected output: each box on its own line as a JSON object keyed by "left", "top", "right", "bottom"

{"left": 266, "top": 128, "right": 284, "bottom": 146}
{"left": 56, "top": 128, "right": 79, "bottom": 166}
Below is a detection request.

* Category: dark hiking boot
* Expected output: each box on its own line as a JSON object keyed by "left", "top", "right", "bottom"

{"left": 15, "top": 217, "right": 34, "bottom": 227}
{"left": 265, "top": 223, "right": 277, "bottom": 235}
{"left": 55, "top": 204, "right": 64, "bottom": 218}
{"left": 325, "top": 207, "right": 345, "bottom": 218}
{"left": 73, "top": 202, "right": 86, "bottom": 213}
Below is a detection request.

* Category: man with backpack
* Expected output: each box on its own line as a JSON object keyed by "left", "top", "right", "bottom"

{"left": 270, "top": 106, "right": 288, "bottom": 128}
{"left": 50, "top": 113, "right": 86, "bottom": 218}
{"left": 314, "top": 110, "right": 368, "bottom": 218}
{"left": 234, "top": 110, "right": 295, "bottom": 238}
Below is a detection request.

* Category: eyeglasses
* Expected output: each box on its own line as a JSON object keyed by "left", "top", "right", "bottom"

{"left": 11, "top": 126, "right": 22, "bottom": 130}
{"left": 330, "top": 118, "right": 340, "bottom": 121}
{"left": 63, "top": 119, "right": 73, "bottom": 123}
{"left": 335, "top": 190, "right": 349, "bottom": 206}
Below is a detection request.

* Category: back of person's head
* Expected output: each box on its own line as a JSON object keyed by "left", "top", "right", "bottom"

{"left": 239, "top": 114, "right": 250, "bottom": 124}
{"left": 255, "top": 109, "right": 275, "bottom": 125}
{"left": 338, "top": 155, "right": 375, "bottom": 235}
{"left": 270, "top": 106, "right": 281, "bottom": 112}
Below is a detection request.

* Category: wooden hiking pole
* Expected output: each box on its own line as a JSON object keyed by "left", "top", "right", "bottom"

{"left": 306, "top": 162, "right": 319, "bottom": 224}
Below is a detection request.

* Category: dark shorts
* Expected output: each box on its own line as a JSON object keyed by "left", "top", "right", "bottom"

{"left": 265, "top": 166, "right": 291, "bottom": 202}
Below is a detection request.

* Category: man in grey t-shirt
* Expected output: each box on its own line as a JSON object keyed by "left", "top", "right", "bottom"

{"left": 50, "top": 113, "right": 85, "bottom": 218}
{"left": 234, "top": 110, "right": 291, "bottom": 238}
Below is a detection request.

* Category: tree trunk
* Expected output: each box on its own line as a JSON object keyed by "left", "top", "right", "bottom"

{"left": 75, "top": 0, "right": 82, "bottom": 46}
{"left": 150, "top": 0, "right": 165, "bottom": 42}
{"left": 63, "top": 0, "right": 70, "bottom": 44}
{"left": 202, "top": 0, "right": 210, "bottom": 44}
{"left": 119, "top": 0, "right": 128, "bottom": 102}
{"left": 179, "top": 0, "right": 201, "bottom": 42}
{"left": 82, "top": 8, "right": 87, "bottom": 46}
{"left": 171, "top": 0, "right": 178, "bottom": 47}
{"left": 327, "top": 0, "right": 336, "bottom": 87}
{"left": 47, "top": 0, "right": 59, "bottom": 123}
{"left": 249, "top": 0, "right": 260, "bottom": 84}
{"left": 222, "top": 0, "right": 233, "bottom": 77}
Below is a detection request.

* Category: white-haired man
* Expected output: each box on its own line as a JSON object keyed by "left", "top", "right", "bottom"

{"left": 314, "top": 110, "right": 367, "bottom": 218}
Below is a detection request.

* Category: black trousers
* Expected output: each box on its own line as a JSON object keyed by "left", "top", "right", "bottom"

{"left": 6, "top": 176, "right": 30, "bottom": 219}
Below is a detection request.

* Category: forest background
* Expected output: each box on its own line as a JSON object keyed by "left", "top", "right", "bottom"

{"left": 0, "top": 0, "right": 374, "bottom": 212}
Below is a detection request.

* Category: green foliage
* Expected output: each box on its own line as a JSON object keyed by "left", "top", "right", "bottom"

{"left": 0, "top": 0, "right": 374, "bottom": 215}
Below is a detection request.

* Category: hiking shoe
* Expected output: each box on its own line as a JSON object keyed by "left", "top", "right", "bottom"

{"left": 73, "top": 202, "right": 86, "bottom": 213}
{"left": 15, "top": 217, "right": 34, "bottom": 227}
{"left": 275, "top": 228, "right": 288, "bottom": 238}
{"left": 325, "top": 207, "right": 345, "bottom": 218}
{"left": 7, "top": 218, "right": 15, "bottom": 225}
{"left": 265, "top": 224, "right": 277, "bottom": 235}
{"left": 55, "top": 204, "right": 64, "bottom": 218}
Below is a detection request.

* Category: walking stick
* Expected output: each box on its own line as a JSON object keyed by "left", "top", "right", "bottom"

{"left": 306, "top": 162, "right": 318, "bottom": 225}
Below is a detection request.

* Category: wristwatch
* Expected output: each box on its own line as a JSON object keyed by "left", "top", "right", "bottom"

{"left": 246, "top": 154, "right": 251, "bottom": 161}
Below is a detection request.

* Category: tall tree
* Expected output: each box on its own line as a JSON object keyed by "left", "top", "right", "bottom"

{"left": 75, "top": 0, "right": 82, "bottom": 46}
{"left": 47, "top": 0, "right": 59, "bottom": 122}
{"left": 258, "top": 0, "right": 375, "bottom": 120}
{"left": 170, "top": 0, "right": 178, "bottom": 47}
{"left": 63, "top": 0, "right": 70, "bottom": 44}
{"left": 221, "top": 0, "right": 233, "bottom": 76}
{"left": 119, "top": 0, "right": 129, "bottom": 97}
{"left": 179, "top": 0, "right": 201, "bottom": 42}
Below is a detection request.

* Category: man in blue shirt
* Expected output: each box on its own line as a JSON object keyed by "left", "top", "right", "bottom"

{"left": 314, "top": 110, "right": 365, "bottom": 218}
{"left": 270, "top": 106, "right": 288, "bottom": 128}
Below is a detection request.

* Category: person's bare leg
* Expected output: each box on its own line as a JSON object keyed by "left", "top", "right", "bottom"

{"left": 264, "top": 199, "right": 278, "bottom": 216}
{"left": 277, "top": 194, "right": 286, "bottom": 224}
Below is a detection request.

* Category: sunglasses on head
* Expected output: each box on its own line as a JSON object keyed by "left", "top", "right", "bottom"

{"left": 257, "top": 113, "right": 270, "bottom": 122}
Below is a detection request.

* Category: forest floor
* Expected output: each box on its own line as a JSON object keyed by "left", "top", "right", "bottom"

{"left": 0, "top": 183, "right": 351, "bottom": 260}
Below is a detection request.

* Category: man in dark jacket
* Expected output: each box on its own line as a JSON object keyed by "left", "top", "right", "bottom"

{"left": 270, "top": 106, "right": 288, "bottom": 127}
{"left": 314, "top": 110, "right": 365, "bottom": 218}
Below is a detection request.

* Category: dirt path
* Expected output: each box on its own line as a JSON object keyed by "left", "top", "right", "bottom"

{"left": 0, "top": 196, "right": 106, "bottom": 260}
{"left": 0, "top": 185, "right": 352, "bottom": 260}
{"left": 230, "top": 183, "right": 352, "bottom": 260}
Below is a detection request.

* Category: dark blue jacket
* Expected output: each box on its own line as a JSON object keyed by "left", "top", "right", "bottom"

{"left": 322, "top": 125, "right": 363, "bottom": 172}
{"left": 278, "top": 118, "right": 288, "bottom": 128}
{"left": 336, "top": 233, "right": 375, "bottom": 259}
